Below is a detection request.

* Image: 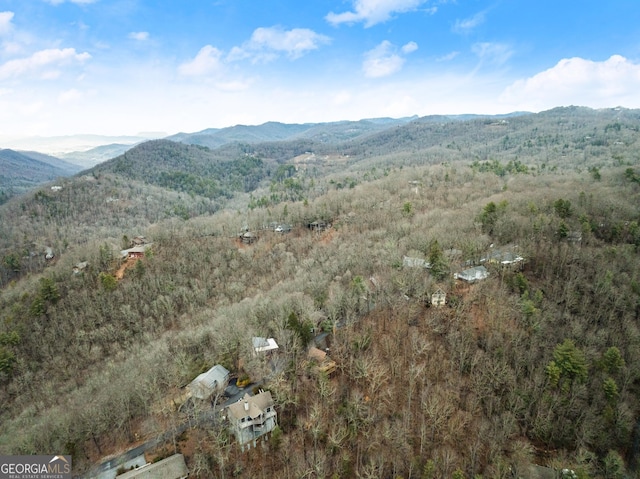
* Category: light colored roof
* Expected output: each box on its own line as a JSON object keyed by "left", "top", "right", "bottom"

{"left": 120, "top": 243, "right": 153, "bottom": 258}
{"left": 188, "top": 364, "right": 229, "bottom": 400}
{"left": 252, "top": 337, "right": 279, "bottom": 353}
{"left": 483, "top": 249, "right": 523, "bottom": 264}
{"left": 403, "top": 256, "right": 431, "bottom": 268}
{"left": 115, "top": 454, "right": 188, "bottom": 479}
{"left": 227, "top": 391, "right": 275, "bottom": 421}
{"left": 456, "top": 266, "right": 489, "bottom": 282}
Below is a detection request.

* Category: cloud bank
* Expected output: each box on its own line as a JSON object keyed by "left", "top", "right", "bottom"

{"left": 501, "top": 55, "right": 640, "bottom": 110}
{"left": 326, "top": 0, "right": 430, "bottom": 27}
{"left": 0, "top": 48, "right": 91, "bottom": 80}
{"left": 228, "top": 26, "right": 330, "bottom": 62}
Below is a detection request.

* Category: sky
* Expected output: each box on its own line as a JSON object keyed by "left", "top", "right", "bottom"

{"left": 1, "top": 0, "right": 640, "bottom": 140}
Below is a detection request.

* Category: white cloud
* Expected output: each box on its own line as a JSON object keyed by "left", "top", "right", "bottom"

{"left": 453, "top": 11, "right": 485, "bottom": 33}
{"left": 179, "top": 45, "right": 224, "bottom": 77}
{"left": 0, "top": 11, "right": 14, "bottom": 36}
{"left": 128, "top": 31, "right": 149, "bottom": 41}
{"left": 229, "top": 26, "right": 330, "bottom": 62}
{"left": 500, "top": 55, "right": 640, "bottom": 110}
{"left": 0, "top": 48, "right": 91, "bottom": 80}
{"left": 402, "top": 41, "right": 418, "bottom": 54}
{"left": 437, "top": 51, "right": 459, "bottom": 62}
{"left": 326, "top": 0, "right": 429, "bottom": 27}
{"left": 472, "top": 42, "right": 513, "bottom": 66}
{"left": 363, "top": 40, "right": 416, "bottom": 78}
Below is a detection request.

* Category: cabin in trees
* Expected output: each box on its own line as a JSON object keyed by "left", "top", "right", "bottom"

{"left": 307, "top": 219, "right": 329, "bottom": 232}
{"left": 72, "top": 261, "right": 88, "bottom": 274}
{"left": 226, "top": 391, "right": 277, "bottom": 451}
{"left": 455, "top": 266, "right": 489, "bottom": 283}
{"left": 130, "top": 236, "right": 148, "bottom": 247}
{"left": 306, "top": 346, "right": 337, "bottom": 376}
{"left": 567, "top": 231, "right": 583, "bottom": 243}
{"left": 187, "top": 364, "right": 230, "bottom": 401}
{"left": 239, "top": 231, "right": 258, "bottom": 244}
{"left": 431, "top": 288, "right": 446, "bottom": 307}
{"left": 115, "top": 453, "right": 188, "bottom": 479}
{"left": 120, "top": 244, "right": 152, "bottom": 259}
{"left": 403, "top": 256, "right": 431, "bottom": 269}
{"left": 482, "top": 248, "right": 524, "bottom": 269}
{"left": 252, "top": 337, "right": 279, "bottom": 355}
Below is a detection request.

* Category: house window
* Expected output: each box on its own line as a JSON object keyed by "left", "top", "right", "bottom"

{"left": 241, "top": 417, "right": 246, "bottom": 422}
{"left": 266, "top": 407, "right": 270, "bottom": 412}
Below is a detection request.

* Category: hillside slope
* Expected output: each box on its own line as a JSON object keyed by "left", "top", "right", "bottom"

{"left": 0, "top": 107, "right": 639, "bottom": 478}
{"left": 0, "top": 149, "right": 81, "bottom": 202}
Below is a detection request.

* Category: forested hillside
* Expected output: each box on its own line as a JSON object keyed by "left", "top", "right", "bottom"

{"left": 0, "top": 149, "right": 82, "bottom": 203}
{"left": 0, "top": 107, "right": 640, "bottom": 478}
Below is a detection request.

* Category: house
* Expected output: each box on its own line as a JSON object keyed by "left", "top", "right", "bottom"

{"left": 482, "top": 248, "right": 524, "bottom": 268}
{"left": 187, "top": 364, "right": 230, "bottom": 401}
{"left": 120, "top": 244, "right": 152, "bottom": 259}
{"left": 275, "top": 224, "right": 291, "bottom": 233}
{"left": 455, "top": 266, "right": 489, "bottom": 282}
{"left": 130, "top": 236, "right": 148, "bottom": 247}
{"left": 307, "top": 346, "right": 337, "bottom": 375}
{"left": 227, "top": 391, "right": 277, "bottom": 451}
{"left": 431, "top": 288, "right": 446, "bottom": 307}
{"left": 308, "top": 220, "right": 329, "bottom": 232}
{"left": 567, "top": 231, "right": 583, "bottom": 243}
{"left": 403, "top": 256, "right": 431, "bottom": 269}
{"left": 72, "top": 261, "right": 88, "bottom": 274}
{"left": 239, "top": 231, "right": 258, "bottom": 244}
{"left": 252, "top": 337, "right": 279, "bottom": 355}
{"left": 115, "top": 453, "right": 188, "bottom": 479}
{"left": 45, "top": 246, "right": 54, "bottom": 260}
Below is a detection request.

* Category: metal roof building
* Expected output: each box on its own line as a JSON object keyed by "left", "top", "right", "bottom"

{"left": 187, "top": 364, "right": 230, "bottom": 400}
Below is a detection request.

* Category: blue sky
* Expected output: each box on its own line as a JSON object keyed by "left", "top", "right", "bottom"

{"left": 1, "top": 0, "right": 640, "bottom": 140}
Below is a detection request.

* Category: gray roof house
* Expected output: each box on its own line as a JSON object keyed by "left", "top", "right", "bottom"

{"left": 455, "top": 265, "right": 489, "bottom": 282}
{"left": 115, "top": 454, "right": 188, "bottom": 479}
{"left": 252, "top": 337, "right": 279, "bottom": 354}
{"left": 482, "top": 248, "right": 524, "bottom": 267}
{"left": 403, "top": 256, "right": 431, "bottom": 269}
{"left": 187, "top": 364, "right": 230, "bottom": 400}
{"left": 227, "top": 391, "right": 277, "bottom": 451}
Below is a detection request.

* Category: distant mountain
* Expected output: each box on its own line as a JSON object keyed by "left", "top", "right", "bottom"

{"left": 0, "top": 133, "right": 155, "bottom": 156}
{"left": 17, "top": 150, "right": 83, "bottom": 174}
{"left": 166, "top": 122, "right": 314, "bottom": 148}
{"left": 60, "top": 143, "right": 139, "bottom": 169}
{"left": 0, "top": 149, "right": 79, "bottom": 200}
{"left": 166, "top": 117, "right": 419, "bottom": 148}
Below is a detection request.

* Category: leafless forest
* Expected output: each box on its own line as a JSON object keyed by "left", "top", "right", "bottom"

{"left": 1, "top": 107, "right": 640, "bottom": 478}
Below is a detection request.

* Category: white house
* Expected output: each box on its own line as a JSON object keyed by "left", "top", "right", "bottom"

{"left": 227, "top": 391, "right": 277, "bottom": 451}
{"left": 252, "top": 337, "right": 279, "bottom": 354}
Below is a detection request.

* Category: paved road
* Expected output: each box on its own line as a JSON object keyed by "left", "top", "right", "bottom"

{"left": 77, "top": 383, "right": 259, "bottom": 479}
